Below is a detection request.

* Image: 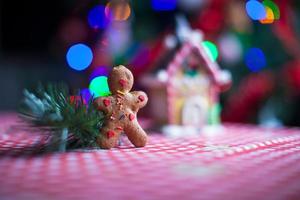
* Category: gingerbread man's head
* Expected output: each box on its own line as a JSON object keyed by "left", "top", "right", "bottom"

{"left": 108, "top": 65, "right": 134, "bottom": 94}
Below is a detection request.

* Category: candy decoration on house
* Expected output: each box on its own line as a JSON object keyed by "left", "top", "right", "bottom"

{"left": 94, "top": 65, "right": 148, "bottom": 149}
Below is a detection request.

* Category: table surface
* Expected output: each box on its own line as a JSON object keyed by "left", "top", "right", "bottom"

{"left": 0, "top": 113, "right": 300, "bottom": 200}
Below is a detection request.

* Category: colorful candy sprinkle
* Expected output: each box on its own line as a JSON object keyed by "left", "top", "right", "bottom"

{"left": 116, "top": 126, "right": 123, "bottom": 131}
{"left": 117, "top": 90, "right": 125, "bottom": 95}
{"left": 119, "top": 114, "right": 125, "bottom": 120}
{"left": 110, "top": 116, "right": 116, "bottom": 120}
{"left": 106, "top": 131, "right": 115, "bottom": 138}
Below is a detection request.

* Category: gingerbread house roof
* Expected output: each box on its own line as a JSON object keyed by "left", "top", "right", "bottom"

{"left": 167, "top": 35, "right": 231, "bottom": 91}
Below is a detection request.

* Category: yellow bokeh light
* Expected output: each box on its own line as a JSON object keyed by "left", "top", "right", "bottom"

{"left": 105, "top": 1, "right": 131, "bottom": 21}
{"left": 260, "top": 6, "right": 274, "bottom": 24}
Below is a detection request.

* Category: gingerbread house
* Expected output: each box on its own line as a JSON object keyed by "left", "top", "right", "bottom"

{"left": 141, "top": 30, "right": 231, "bottom": 128}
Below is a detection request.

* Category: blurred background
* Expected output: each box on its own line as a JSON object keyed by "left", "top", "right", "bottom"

{"left": 1, "top": 0, "right": 300, "bottom": 127}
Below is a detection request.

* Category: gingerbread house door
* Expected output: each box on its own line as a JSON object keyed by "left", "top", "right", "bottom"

{"left": 181, "top": 96, "right": 209, "bottom": 128}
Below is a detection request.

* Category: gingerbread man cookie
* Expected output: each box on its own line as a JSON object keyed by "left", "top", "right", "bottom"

{"left": 94, "top": 65, "right": 148, "bottom": 149}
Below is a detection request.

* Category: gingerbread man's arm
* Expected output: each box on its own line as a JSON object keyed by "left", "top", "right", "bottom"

{"left": 130, "top": 91, "right": 148, "bottom": 112}
{"left": 93, "top": 96, "right": 114, "bottom": 114}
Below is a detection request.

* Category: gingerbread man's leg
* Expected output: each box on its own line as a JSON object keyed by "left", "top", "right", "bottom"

{"left": 124, "top": 121, "right": 147, "bottom": 148}
{"left": 97, "top": 121, "right": 123, "bottom": 149}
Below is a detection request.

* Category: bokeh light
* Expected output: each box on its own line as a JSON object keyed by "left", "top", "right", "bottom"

{"left": 59, "top": 18, "right": 88, "bottom": 45}
{"left": 89, "top": 76, "right": 111, "bottom": 97}
{"left": 260, "top": 6, "right": 274, "bottom": 24}
{"left": 88, "top": 5, "right": 109, "bottom": 29}
{"left": 66, "top": 44, "right": 93, "bottom": 71}
{"left": 219, "top": 33, "right": 242, "bottom": 64}
{"left": 219, "top": 33, "right": 243, "bottom": 63}
{"left": 105, "top": 1, "right": 131, "bottom": 21}
{"left": 89, "top": 66, "right": 110, "bottom": 81}
{"left": 151, "top": 0, "right": 177, "bottom": 11}
{"left": 80, "top": 88, "right": 92, "bottom": 102}
{"left": 178, "top": 0, "right": 207, "bottom": 12}
{"left": 262, "top": 0, "right": 280, "bottom": 19}
{"left": 246, "top": 0, "right": 266, "bottom": 20}
{"left": 245, "top": 48, "right": 266, "bottom": 72}
{"left": 201, "top": 41, "right": 219, "bottom": 62}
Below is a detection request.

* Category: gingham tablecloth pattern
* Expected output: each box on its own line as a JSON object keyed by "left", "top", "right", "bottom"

{"left": 0, "top": 113, "right": 300, "bottom": 200}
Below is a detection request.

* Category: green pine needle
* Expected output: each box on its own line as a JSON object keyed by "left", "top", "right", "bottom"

{"left": 19, "top": 83, "right": 104, "bottom": 150}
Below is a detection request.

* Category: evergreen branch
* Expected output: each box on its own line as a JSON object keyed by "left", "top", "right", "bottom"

{"left": 18, "top": 83, "right": 104, "bottom": 151}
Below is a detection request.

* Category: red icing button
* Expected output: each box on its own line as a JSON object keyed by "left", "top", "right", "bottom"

{"left": 103, "top": 99, "right": 111, "bottom": 107}
{"left": 129, "top": 113, "right": 135, "bottom": 121}
{"left": 106, "top": 131, "right": 115, "bottom": 139}
{"left": 138, "top": 95, "right": 145, "bottom": 102}
{"left": 119, "top": 79, "right": 127, "bottom": 87}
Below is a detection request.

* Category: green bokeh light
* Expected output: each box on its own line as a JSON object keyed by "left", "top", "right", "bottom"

{"left": 262, "top": 0, "right": 280, "bottom": 19}
{"left": 202, "top": 41, "right": 219, "bottom": 62}
{"left": 89, "top": 76, "right": 111, "bottom": 97}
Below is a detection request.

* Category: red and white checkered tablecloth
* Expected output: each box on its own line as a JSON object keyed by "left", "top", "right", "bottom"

{"left": 0, "top": 113, "right": 300, "bottom": 200}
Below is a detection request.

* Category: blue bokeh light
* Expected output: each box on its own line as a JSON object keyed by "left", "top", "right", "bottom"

{"left": 88, "top": 5, "right": 109, "bottom": 29}
{"left": 246, "top": 0, "right": 266, "bottom": 20}
{"left": 66, "top": 44, "right": 93, "bottom": 71}
{"left": 89, "top": 66, "right": 110, "bottom": 81}
{"left": 245, "top": 48, "right": 266, "bottom": 72}
{"left": 80, "top": 88, "right": 92, "bottom": 103}
{"left": 151, "top": 0, "right": 177, "bottom": 11}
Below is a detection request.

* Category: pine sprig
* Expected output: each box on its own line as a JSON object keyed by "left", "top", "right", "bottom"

{"left": 19, "top": 83, "right": 104, "bottom": 151}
